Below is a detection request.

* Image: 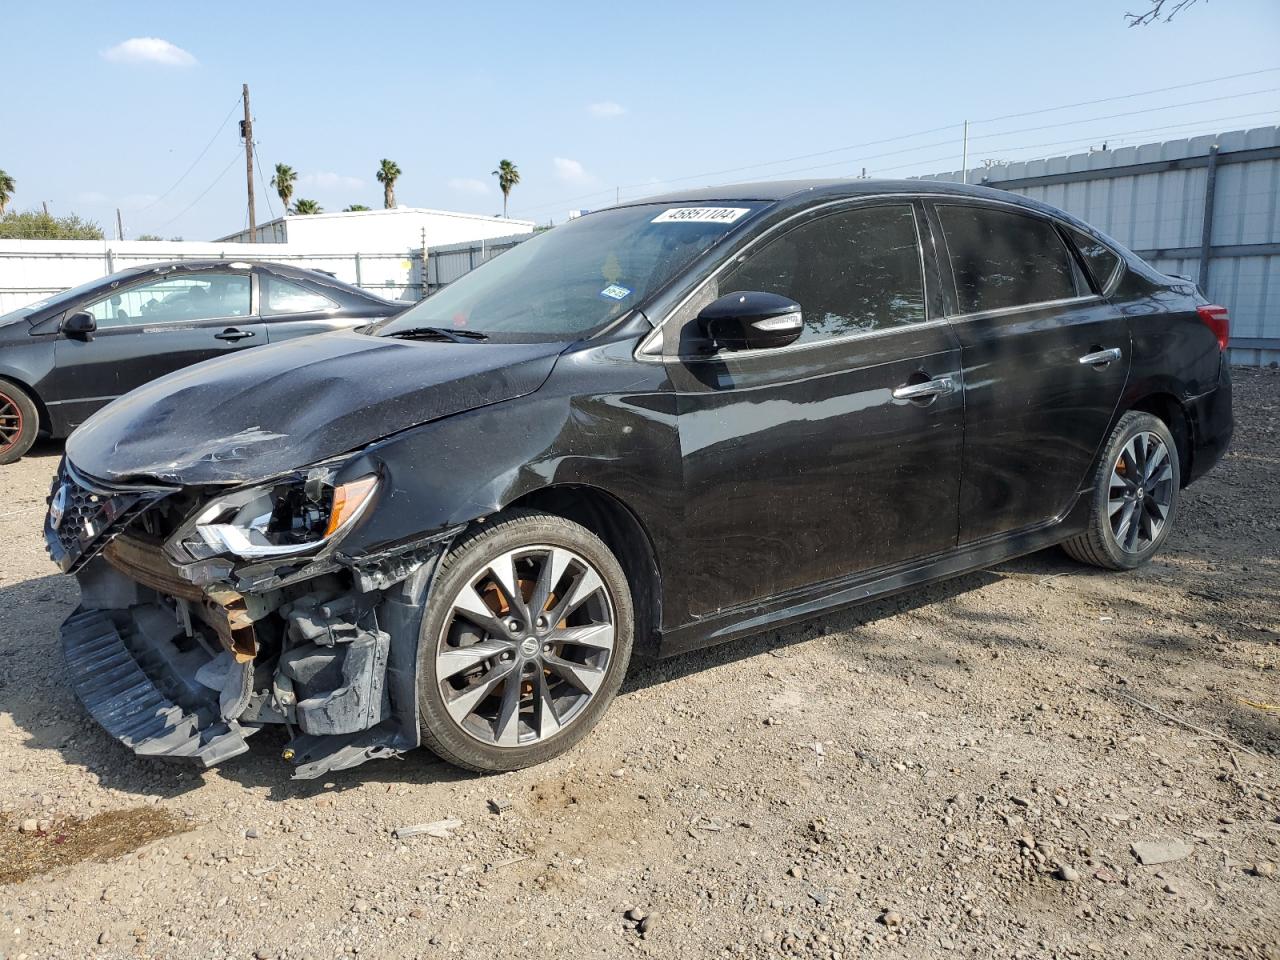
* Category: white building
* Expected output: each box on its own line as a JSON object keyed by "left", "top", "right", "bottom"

{"left": 217, "top": 206, "right": 535, "bottom": 248}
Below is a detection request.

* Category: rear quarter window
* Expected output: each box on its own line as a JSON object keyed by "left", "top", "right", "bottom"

{"left": 1065, "top": 226, "right": 1122, "bottom": 293}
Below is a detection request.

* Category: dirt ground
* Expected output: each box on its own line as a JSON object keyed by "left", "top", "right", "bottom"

{"left": 0, "top": 369, "right": 1277, "bottom": 960}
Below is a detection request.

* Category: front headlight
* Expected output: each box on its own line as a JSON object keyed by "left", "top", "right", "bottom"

{"left": 166, "top": 465, "right": 379, "bottom": 563}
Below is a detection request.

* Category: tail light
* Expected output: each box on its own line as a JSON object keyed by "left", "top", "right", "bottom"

{"left": 1196, "top": 304, "right": 1230, "bottom": 351}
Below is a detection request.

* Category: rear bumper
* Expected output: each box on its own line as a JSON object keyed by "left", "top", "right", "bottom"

{"left": 1185, "top": 361, "right": 1233, "bottom": 485}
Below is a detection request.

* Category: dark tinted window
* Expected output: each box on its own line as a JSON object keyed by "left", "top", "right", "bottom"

{"left": 718, "top": 204, "right": 925, "bottom": 345}
{"left": 1066, "top": 226, "right": 1122, "bottom": 292}
{"left": 937, "top": 205, "right": 1077, "bottom": 313}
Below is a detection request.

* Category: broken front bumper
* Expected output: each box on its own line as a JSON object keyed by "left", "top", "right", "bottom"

{"left": 47, "top": 461, "right": 451, "bottom": 780}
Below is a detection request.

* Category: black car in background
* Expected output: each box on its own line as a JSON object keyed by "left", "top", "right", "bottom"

{"left": 44, "top": 180, "right": 1232, "bottom": 779}
{"left": 0, "top": 260, "right": 401, "bottom": 462}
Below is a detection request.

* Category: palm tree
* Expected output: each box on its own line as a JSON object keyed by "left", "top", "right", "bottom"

{"left": 271, "top": 163, "right": 297, "bottom": 216}
{"left": 292, "top": 198, "right": 322, "bottom": 215}
{"left": 0, "top": 169, "right": 15, "bottom": 216}
{"left": 344, "top": 204, "right": 371, "bottom": 212}
{"left": 492, "top": 160, "right": 520, "bottom": 218}
{"left": 376, "top": 159, "right": 401, "bottom": 209}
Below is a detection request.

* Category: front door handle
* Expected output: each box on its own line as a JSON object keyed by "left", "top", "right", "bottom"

{"left": 1078, "top": 347, "right": 1121, "bottom": 367}
{"left": 892, "top": 376, "right": 957, "bottom": 402}
{"left": 215, "top": 328, "right": 256, "bottom": 342}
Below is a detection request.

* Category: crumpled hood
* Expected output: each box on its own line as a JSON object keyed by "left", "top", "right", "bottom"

{"left": 67, "top": 331, "right": 564, "bottom": 485}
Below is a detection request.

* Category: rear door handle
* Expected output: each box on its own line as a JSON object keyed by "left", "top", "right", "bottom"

{"left": 1078, "top": 347, "right": 1121, "bottom": 366}
{"left": 892, "top": 376, "right": 957, "bottom": 402}
{"left": 215, "top": 328, "right": 256, "bottom": 342}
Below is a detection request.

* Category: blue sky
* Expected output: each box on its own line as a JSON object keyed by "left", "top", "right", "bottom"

{"left": 2, "top": 0, "right": 1278, "bottom": 240}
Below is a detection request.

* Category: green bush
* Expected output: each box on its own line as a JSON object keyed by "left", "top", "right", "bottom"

{"left": 0, "top": 210, "right": 104, "bottom": 240}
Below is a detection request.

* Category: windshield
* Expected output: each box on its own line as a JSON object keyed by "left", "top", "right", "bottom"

{"left": 0, "top": 269, "right": 146, "bottom": 326}
{"left": 372, "top": 203, "right": 763, "bottom": 342}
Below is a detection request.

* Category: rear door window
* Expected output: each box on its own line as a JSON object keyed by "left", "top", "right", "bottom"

{"left": 717, "top": 203, "right": 926, "bottom": 346}
{"left": 262, "top": 275, "right": 337, "bottom": 316}
{"left": 937, "top": 205, "right": 1079, "bottom": 314}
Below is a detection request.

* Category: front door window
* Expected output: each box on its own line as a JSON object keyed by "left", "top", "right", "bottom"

{"left": 85, "top": 274, "right": 251, "bottom": 328}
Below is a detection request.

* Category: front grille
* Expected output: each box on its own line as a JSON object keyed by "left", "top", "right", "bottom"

{"left": 45, "top": 461, "right": 170, "bottom": 573}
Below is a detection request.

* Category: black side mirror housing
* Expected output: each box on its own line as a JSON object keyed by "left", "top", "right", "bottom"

{"left": 64, "top": 312, "right": 96, "bottom": 342}
{"left": 697, "top": 291, "right": 803, "bottom": 352}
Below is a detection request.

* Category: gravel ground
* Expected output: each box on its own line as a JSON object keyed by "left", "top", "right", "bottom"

{"left": 0, "top": 368, "right": 1277, "bottom": 960}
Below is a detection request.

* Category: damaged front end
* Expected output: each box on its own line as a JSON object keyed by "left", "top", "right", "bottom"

{"left": 46, "top": 457, "right": 456, "bottom": 779}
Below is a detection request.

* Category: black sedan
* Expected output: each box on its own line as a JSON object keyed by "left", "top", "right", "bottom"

{"left": 45, "top": 180, "right": 1232, "bottom": 779}
{"left": 0, "top": 260, "right": 401, "bottom": 462}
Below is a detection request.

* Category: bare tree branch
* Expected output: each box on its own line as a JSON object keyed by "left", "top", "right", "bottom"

{"left": 1125, "top": 0, "right": 1205, "bottom": 27}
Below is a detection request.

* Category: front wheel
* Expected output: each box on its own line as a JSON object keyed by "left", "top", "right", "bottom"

{"left": 417, "top": 510, "right": 634, "bottom": 772}
{"left": 1062, "top": 410, "right": 1181, "bottom": 570}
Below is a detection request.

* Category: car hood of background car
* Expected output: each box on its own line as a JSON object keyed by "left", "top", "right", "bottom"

{"left": 65, "top": 331, "right": 566, "bottom": 485}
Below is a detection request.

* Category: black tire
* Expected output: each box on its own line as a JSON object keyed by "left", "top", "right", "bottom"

{"left": 417, "top": 509, "right": 634, "bottom": 772}
{"left": 1062, "top": 411, "right": 1181, "bottom": 570}
{"left": 0, "top": 382, "right": 39, "bottom": 465}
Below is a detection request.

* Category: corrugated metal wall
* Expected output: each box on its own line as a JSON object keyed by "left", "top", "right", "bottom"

{"left": 921, "top": 125, "right": 1280, "bottom": 366}
{"left": 423, "top": 233, "right": 532, "bottom": 292}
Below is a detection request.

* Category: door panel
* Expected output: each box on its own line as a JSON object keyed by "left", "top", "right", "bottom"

{"left": 47, "top": 271, "right": 263, "bottom": 430}
{"left": 928, "top": 201, "right": 1131, "bottom": 542}
{"left": 668, "top": 328, "right": 963, "bottom": 623}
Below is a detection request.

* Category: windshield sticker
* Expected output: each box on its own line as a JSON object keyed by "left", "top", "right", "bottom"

{"left": 599, "top": 284, "right": 632, "bottom": 301}
{"left": 652, "top": 207, "right": 750, "bottom": 225}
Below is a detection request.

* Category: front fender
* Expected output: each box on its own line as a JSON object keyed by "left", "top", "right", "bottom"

{"left": 336, "top": 353, "right": 680, "bottom": 567}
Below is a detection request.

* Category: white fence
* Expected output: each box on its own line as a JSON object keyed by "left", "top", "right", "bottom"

{"left": 0, "top": 239, "right": 426, "bottom": 314}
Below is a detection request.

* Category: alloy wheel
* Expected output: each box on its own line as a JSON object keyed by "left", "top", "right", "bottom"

{"left": 435, "top": 544, "right": 616, "bottom": 747}
{"left": 0, "top": 391, "right": 23, "bottom": 455}
{"left": 1108, "top": 431, "right": 1174, "bottom": 553}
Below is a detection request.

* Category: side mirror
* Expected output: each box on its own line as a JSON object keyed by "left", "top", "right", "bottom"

{"left": 697, "top": 291, "right": 803, "bottom": 352}
{"left": 64, "top": 312, "right": 97, "bottom": 342}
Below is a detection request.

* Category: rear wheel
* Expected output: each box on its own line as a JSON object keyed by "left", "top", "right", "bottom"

{"left": 0, "top": 383, "right": 38, "bottom": 465}
{"left": 417, "top": 510, "right": 633, "bottom": 772}
{"left": 1062, "top": 411, "right": 1180, "bottom": 570}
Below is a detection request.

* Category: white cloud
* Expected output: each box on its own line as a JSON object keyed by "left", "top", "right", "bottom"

{"left": 298, "top": 172, "right": 365, "bottom": 191}
{"left": 588, "top": 101, "right": 626, "bottom": 118}
{"left": 101, "top": 37, "right": 197, "bottom": 67}
{"left": 448, "top": 177, "right": 490, "bottom": 195}
{"left": 553, "top": 157, "right": 593, "bottom": 183}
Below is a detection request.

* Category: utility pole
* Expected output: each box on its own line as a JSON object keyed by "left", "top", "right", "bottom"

{"left": 241, "top": 83, "right": 256, "bottom": 241}
{"left": 961, "top": 120, "right": 969, "bottom": 185}
{"left": 116, "top": 208, "right": 124, "bottom": 241}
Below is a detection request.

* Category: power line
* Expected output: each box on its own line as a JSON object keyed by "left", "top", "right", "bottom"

{"left": 255, "top": 147, "right": 277, "bottom": 221}
{"left": 971, "top": 66, "right": 1280, "bottom": 125}
{"left": 156, "top": 148, "right": 244, "bottom": 228}
{"left": 968, "top": 87, "right": 1280, "bottom": 143}
{"left": 512, "top": 67, "right": 1280, "bottom": 218}
{"left": 137, "top": 98, "right": 241, "bottom": 212}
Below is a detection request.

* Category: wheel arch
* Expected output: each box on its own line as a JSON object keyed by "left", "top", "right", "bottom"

{"left": 1126, "top": 391, "right": 1193, "bottom": 487}
{"left": 503, "top": 483, "right": 663, "bottom": 663}
{"left": 0, "top": 374, "right": 50, "bottom": 437}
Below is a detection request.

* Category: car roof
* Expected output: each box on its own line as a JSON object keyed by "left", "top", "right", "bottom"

{"left": 100, "top": 259, "right": 393, "bottom": 303}
{"left": 620, "top": 177, "right": 1048, "bottom": 211}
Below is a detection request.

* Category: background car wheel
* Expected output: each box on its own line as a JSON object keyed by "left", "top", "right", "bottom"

{"left": 0, "top": 383, "right": 39, "bottom": 465}
{"left": 417, "top": 509, "right": 634, "bottom": 772}
{"left": 1062, "top": 410, "right": 1181, "bottom": 571}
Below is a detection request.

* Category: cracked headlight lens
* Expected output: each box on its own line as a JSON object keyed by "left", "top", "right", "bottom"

{"left": 167, "top": 467, "right": 379, "bottom": 562}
